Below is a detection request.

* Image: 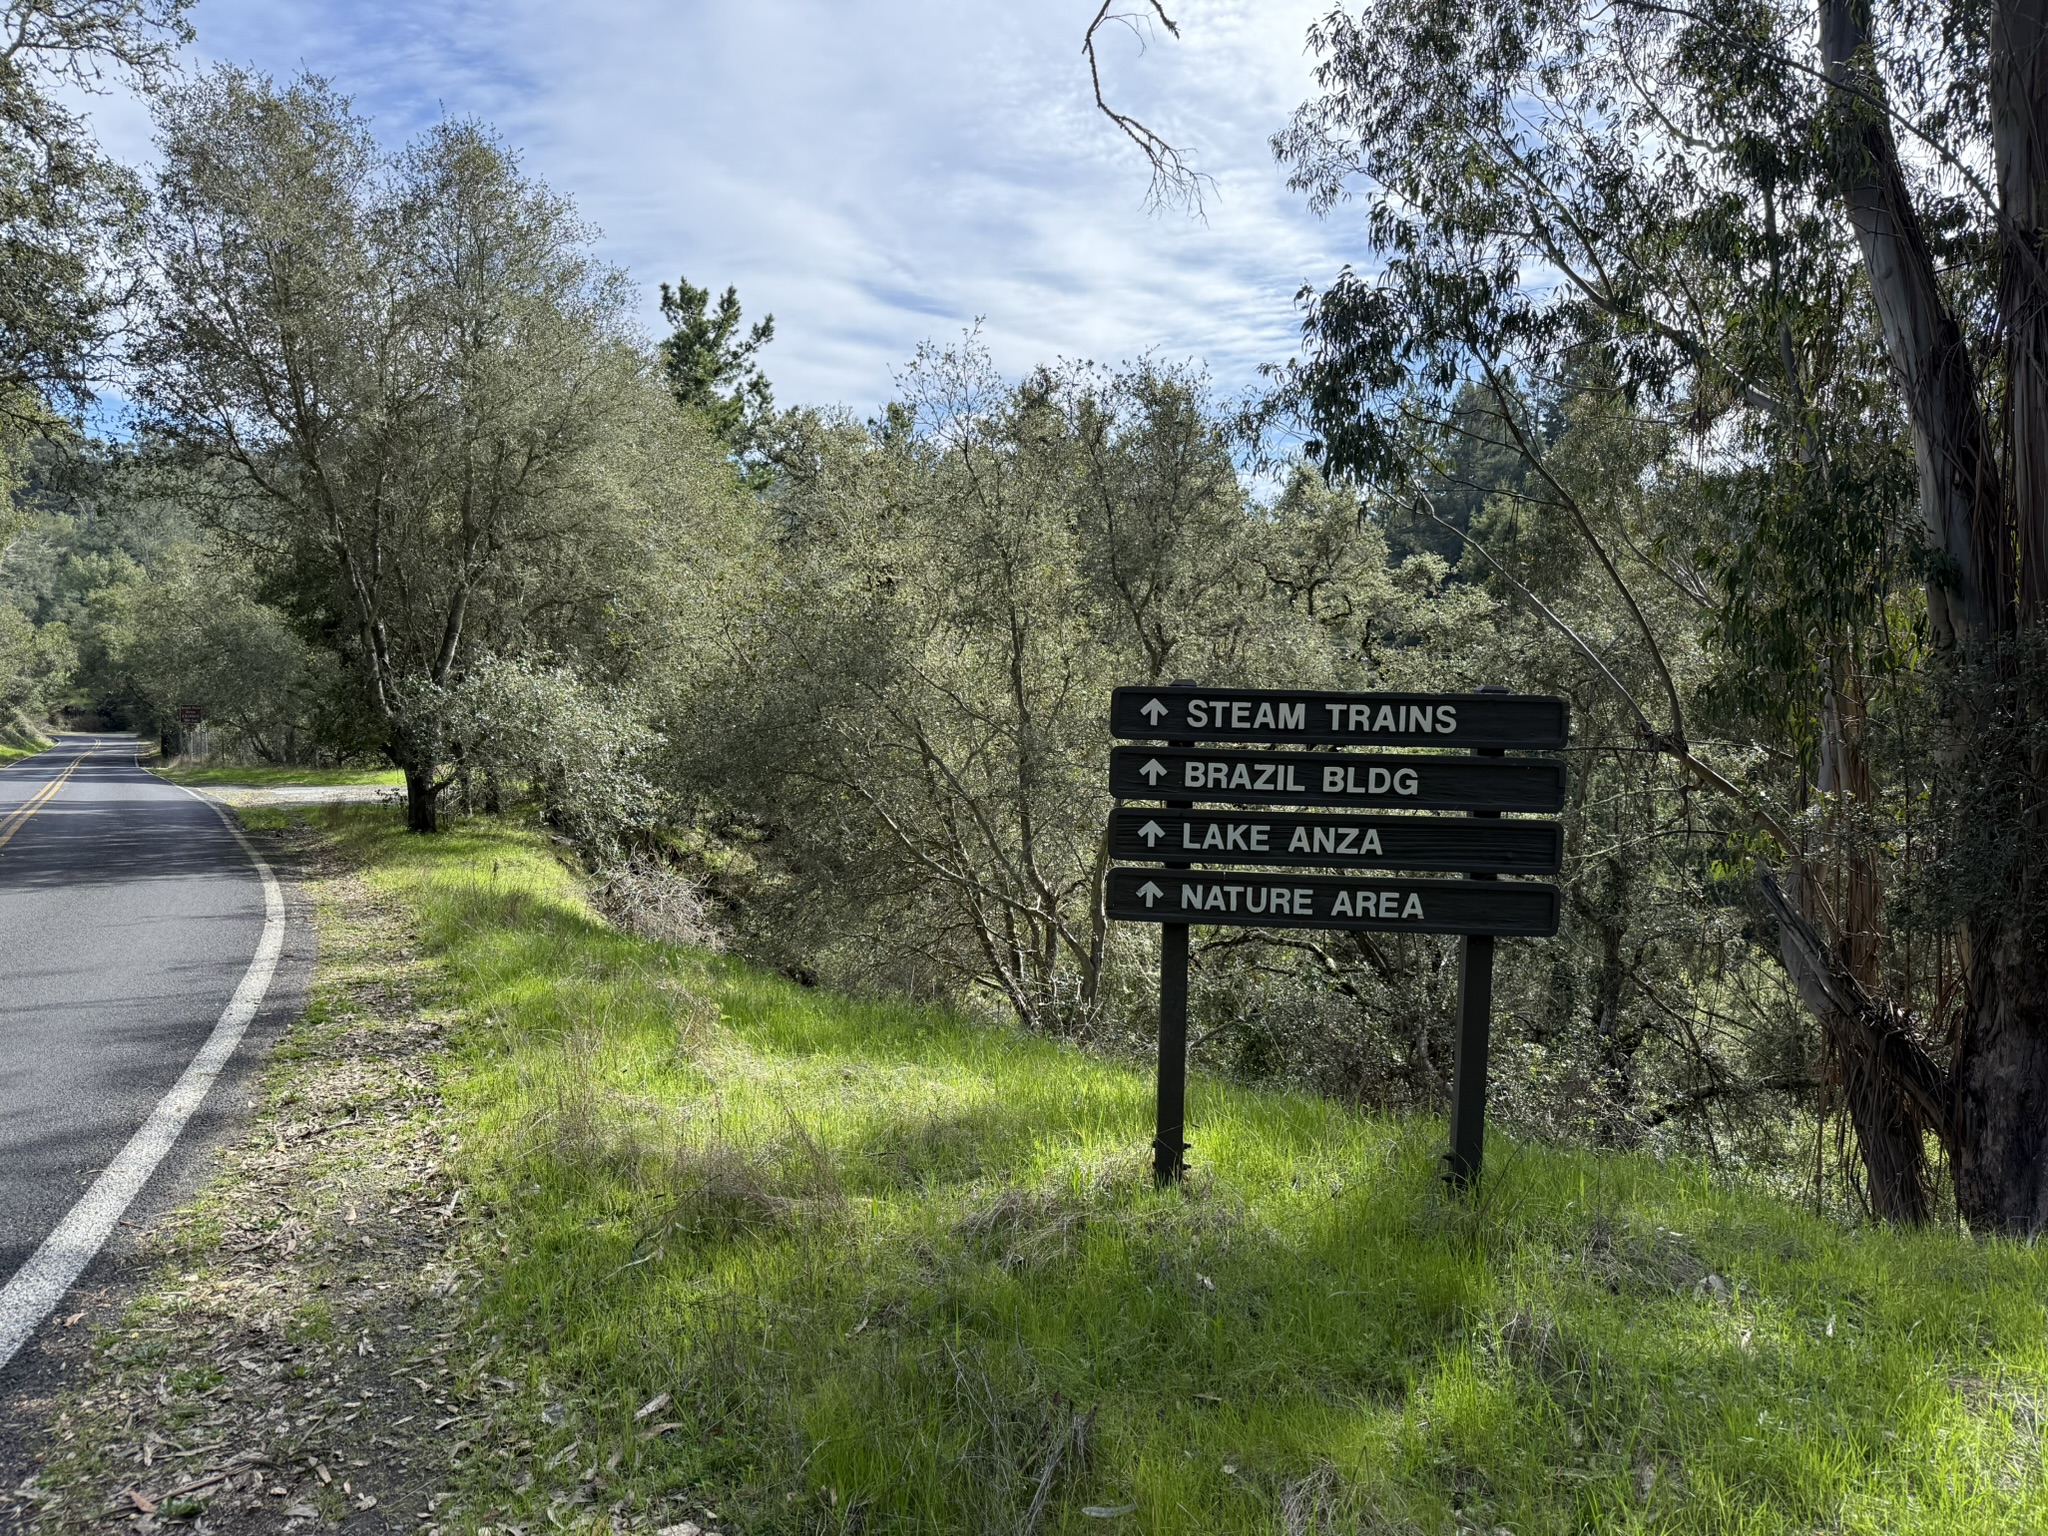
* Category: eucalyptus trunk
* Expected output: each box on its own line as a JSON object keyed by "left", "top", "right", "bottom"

{"left": 1822, "top": 0, "right": 2048, "bottom": 1231}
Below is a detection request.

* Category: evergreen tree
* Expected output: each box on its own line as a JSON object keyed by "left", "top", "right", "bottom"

{"left": 657, "top": 275, "right": 775, "bottom": 444}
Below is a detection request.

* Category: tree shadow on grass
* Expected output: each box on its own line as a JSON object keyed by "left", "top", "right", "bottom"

{"left": 840, "top": 1098, "right": 1049, "bottom": 1195}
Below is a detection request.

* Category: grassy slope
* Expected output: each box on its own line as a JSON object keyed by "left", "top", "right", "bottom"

{"left": 157, "top": 762, "right": 404, "bottom": 788}
{"left": 0, "top": 709, "right": 51, "bottom": 764}
{"left": 318, "top": 808, "right": 2045, "bottom": 1535}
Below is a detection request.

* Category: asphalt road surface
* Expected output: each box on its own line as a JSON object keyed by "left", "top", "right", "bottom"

{"left": 0, "top": 735, "right": 289, "bottom": 1369}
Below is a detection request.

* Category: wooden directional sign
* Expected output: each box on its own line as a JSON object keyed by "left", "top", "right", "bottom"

{"left": 1107, "top": 867, "right": 1560, "bottom": 936}
{"left": 1111, "top": 686, "right": 1568, "bottom": 750}
{"left": 1110, "top": 746, "right": 1566, "bottom": 814}
{"left": 1109, "top": 807, "right": 1561, "bottom": 875}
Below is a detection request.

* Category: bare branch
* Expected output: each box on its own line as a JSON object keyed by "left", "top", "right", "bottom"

{"left": 1756, "top": 867, "right": 1954, "bottom": 1149}
{"left": 1637, "top": 1070, "right": 1818, "bottom": 1130}
{"left": 1475, "top": 360, "right": 1690, "bottom": 743}
{"left": 1411, "top": 492, "right": 1658, "bottom": 738}
{"left": 1083, "top": 1, "right": 1211, "bottom": 214}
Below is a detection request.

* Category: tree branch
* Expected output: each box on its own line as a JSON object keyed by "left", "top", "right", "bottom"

{"left": 1416, "top": 494, "right": 1797, "bottom": 853}
{"left": 1083, "top": 1, "right": 1211, "bottom": 213}
{"left": 1476, "top": 361, "right": 1690, "bottom": 742}
{"left": 1637, "top": 1070, "right": 1819, "bottom": 1130}
{"left": 1756, "top": 866, "right": 1953, "bottom": 1148}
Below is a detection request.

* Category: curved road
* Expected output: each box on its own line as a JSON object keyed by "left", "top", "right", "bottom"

{"left": 0, "top": 735, "right": 286, "bottom": 1371}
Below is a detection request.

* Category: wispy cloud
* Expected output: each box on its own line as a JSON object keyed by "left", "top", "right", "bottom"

{"left": 79, "top": 0, "right": 1368, "bottom": 414}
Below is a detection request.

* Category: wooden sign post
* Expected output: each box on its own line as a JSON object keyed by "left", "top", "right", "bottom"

{"left": 1154, "top": 682, "right": 1196, "bottom": 1186}
{"left": 1108, "top": 682, "right": 1567, "bottom": 1190}
{"left": 1447, "top": 686, "right": 1510, "bottom": 1190}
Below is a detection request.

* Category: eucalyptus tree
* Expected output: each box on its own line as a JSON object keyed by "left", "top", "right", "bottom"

{"left": 1265, "top": 0, "right": 2048, "bottom": 1228}
{"left": 138, "top": 70, "right": 730, "bottom": 829}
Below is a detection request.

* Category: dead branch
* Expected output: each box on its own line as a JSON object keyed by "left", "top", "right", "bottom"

{"left": 1756, "top": 867, "right": 1952, "bottom": 1147}
{"left": 1637, "top": 1070, "right": 1818, "bottom": 1129}
{"left": 1417, "top": 496, "right": 1798, "bottom": 854}
{"left": 1476, "top": 361, "right": 1689, "bottom": 742}
{"left": 1414, "top": 496, "right": 1655, "bottom": 734}
{"left": 1083, "top": 1, "right": 1211, "bottom": 213}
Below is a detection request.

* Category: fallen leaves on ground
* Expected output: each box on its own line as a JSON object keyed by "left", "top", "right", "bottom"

{"left": 11, "top": 834, "right": 485, "bottom": 1534}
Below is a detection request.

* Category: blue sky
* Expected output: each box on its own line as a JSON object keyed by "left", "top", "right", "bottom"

{"left": 81, "top": 0, "right": 1369, "bottom": 416}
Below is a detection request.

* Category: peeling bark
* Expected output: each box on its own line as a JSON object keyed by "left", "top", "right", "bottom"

{"left": 1954, "top": 916, "right": 2048, "bottom": 1229}
{"left": 1991, "top": 0, "right": 2048, "bottom": 617}
{"left": 1821, "top": 0, "right": 2008, "bottom": 643}
{"left": 1815, "top": 0, "right": 2048, "bottom": 1233}
{"left": 1759, "top": 869, "right": 1941, "bottom": 1221}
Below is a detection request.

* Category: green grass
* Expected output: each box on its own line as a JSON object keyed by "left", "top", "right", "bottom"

{"left": 156, "top": 761, "right": 403, "bottom": 787}
{"left": 0, "top": 713, "right": 51, "bottom": 765}
{"left": 307, "top": 807, "right": 2048, "bottom": 1535}
{"left": 0, "top": 709, "right": 51, "bottom": 763}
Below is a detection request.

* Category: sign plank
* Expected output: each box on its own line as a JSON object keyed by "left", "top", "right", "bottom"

{"left": 1110, "top": 746, "right": 1567, "bottom": 814}
{"left": 1106, "top": 867, "right": 1560, "bottom": 936}
{"left": 1110, "top": 687, "right": 1568, "bottom": 750}
{"left": 1109, "top": 808, "right": 1561, "bottom": 874}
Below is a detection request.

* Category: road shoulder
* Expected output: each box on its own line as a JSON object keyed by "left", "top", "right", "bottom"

{"left": 0, "top": 822, "right": 478, "bottom": 1535}
{"left": 0, "top": 808, "right": 317, "bottom": 1511}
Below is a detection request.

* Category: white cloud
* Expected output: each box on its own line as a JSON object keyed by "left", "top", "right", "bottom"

{"left": 76, "top": 0, "right": 1370, "bottom": 414}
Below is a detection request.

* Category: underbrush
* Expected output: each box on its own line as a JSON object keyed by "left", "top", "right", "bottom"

{"left": 321, "top": 806, "right": 2047, "bottom": 1535}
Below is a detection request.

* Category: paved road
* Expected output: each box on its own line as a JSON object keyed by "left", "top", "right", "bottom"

{"left": 0, "top": 736, "right": 278, "bottom": 1344}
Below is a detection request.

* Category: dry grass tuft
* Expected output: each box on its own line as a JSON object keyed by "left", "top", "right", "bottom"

{"left": 955, "top": 1185, "right": 1090, "bottom": 1272}
{"left": 590, "top": 858, "right": 724, "bottom": 952}
{"left": 652, "top": 1114, "right": 842, "bottom": 1244}
{"left": 1279, "top": 1464, "right": 1347, "bottom": 1535}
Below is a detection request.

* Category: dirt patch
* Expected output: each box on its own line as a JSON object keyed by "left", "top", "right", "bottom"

{"left": 195, "top": 787, "right": 402, "bottom": 809}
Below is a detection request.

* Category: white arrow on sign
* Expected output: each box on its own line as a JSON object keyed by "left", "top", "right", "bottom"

{"left": 1137, "top": 880, "right": 1165, "bottom": 908}
{"left": 1139, "top": 759, "right": 1168, "bottom": 784}
{"left": 1139, "top": 697, "right": 1170, "bottom": 724}
{"left": 1137, "top": 820, "right": 1166, "bottom": 846}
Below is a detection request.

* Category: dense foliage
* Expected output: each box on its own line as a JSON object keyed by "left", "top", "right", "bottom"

{"left": 0, "top": 0, "right": 188, "bottom": 421}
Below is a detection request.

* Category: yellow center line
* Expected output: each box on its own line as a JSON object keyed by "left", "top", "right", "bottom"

{"left": 0, "top": 752, "right": 85, "bottom": 853}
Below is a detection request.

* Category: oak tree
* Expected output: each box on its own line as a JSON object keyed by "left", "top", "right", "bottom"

{"left": 137, "top": 71, "right": 723, "bottom": 829}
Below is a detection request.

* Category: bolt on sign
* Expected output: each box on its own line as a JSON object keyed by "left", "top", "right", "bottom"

{"left": 1107, "top": 682, "right": 1568, "bottom": 1190}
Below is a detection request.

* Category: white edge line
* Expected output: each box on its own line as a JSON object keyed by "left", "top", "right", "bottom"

{"left": 0, "top": 747, "right": 286, "bottom": 1370}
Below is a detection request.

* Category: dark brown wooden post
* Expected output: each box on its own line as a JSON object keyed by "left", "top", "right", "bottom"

{"left": 1445, "top": 684, "right": 1509, "bottom": 1190}
{"left": 1154, "top": 679, "right": 1197, "bottom": 1186}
